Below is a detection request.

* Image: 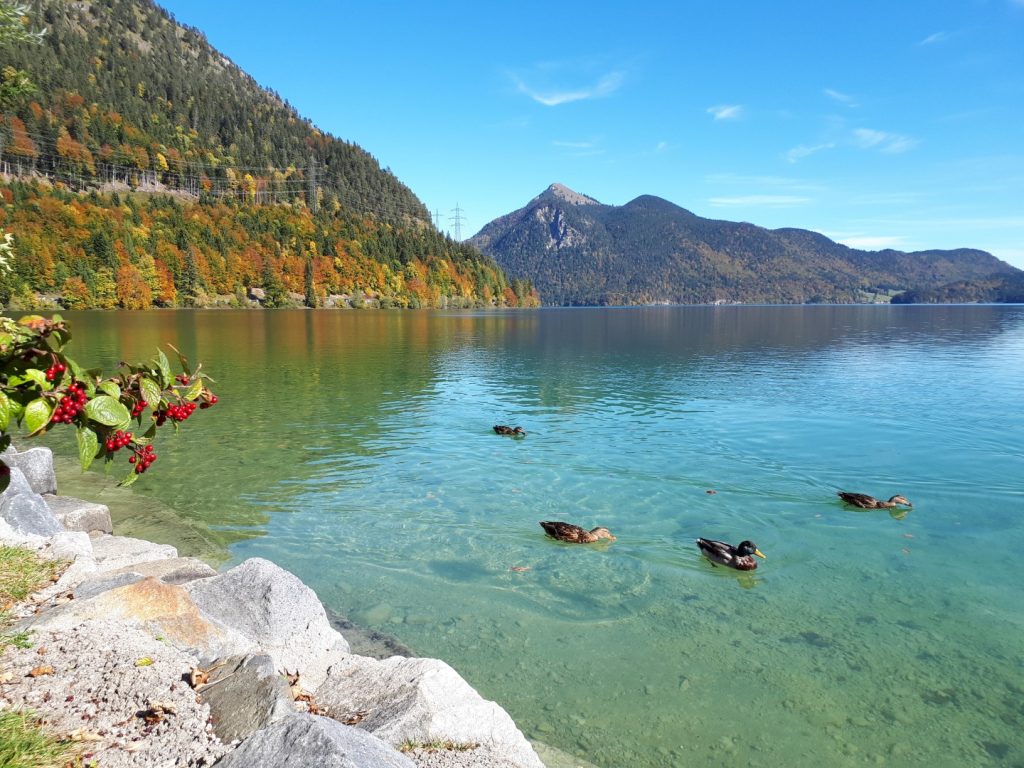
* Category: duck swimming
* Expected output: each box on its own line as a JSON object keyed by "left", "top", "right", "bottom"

{"left": 696, "top": 538, "right": 766, "bottom": 571}
{"left": 837, "top": 491, "right": 912, "bottom": 510}
{"left": 540, "top": 521, "right": 616, "bottom": 543}
{"left": 493, "top": 425, "right": 526, "bottom": 437}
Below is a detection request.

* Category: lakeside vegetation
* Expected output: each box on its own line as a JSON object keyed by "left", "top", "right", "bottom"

{"left": 0, "top": 180, "right": 539, "bottom": 310}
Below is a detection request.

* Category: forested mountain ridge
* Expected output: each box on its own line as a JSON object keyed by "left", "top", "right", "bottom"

{"left": 1, "top": 0, "right": 424, "bottom": 219}
{"left": 469, "top": 184, "right": 1021, "bottom": 306}
{"left": 0, "top": 0, "right": 539, "bottom": 308}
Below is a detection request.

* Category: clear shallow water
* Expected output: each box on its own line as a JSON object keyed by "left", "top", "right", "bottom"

{"left": 40, "top": 307, "right": 1024, "bottom": 767}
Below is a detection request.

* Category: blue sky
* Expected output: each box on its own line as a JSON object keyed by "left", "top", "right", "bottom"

{"left": 159, "top": 0, "right": 1024, "bottom": 267}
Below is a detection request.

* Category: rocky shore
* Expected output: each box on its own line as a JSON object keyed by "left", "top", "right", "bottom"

{"left": 0, "top": 446, "right": 584, "bottom": 768}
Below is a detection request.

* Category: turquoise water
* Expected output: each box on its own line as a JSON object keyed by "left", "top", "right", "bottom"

{"left": 41, "top": 307, "right": 1024, "bottom": 767}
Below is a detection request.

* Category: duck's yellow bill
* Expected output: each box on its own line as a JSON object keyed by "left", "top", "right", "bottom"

{"left": 755, "top": 549, "right": 767, "bottom": 559}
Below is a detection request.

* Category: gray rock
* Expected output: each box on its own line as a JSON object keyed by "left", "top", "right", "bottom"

{"left": 90, "top": 534, "right": 178, "bottom": 572}
{"left": 186, "top": 558, "right": 349, "bottom": 688}
{"left": 0, "top": 467, "right": 63, "bottom": 536}
{"left": 106, "top": 556, "right": 217, "bottom": 585}
{"left": 42, "top": 530, "right": 93, "bottom": 561}
{"left": 43, "top": 494, "right": 113, "bottom": 533}
{"left": 201, "top": 654, "right": 295, "bottom": 744}
{"left": 3, "top": 446, "right": 57, "bottom": 495}
{"left": 73, "top": 571, "right": 145, "bottom": 601}
{"left": 315, "top": 656, "right": 544, "bottom": 768}
{"left": 214, "top": 714, "right": 415, "bottom": 768}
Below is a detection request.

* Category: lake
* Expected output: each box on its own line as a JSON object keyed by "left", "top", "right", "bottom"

{"left": 39, "top": 306, "right": 1024, "bottom": 768}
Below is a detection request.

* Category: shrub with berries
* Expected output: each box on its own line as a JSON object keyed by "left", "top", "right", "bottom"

{"left": 0, "top": 314, "right": 218, "bottom": 490}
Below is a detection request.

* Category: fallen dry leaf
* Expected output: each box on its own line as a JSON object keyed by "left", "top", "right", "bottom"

{"left": 67, "top": 728, "right": 104, "bottom": 742}
{"left": 187, "top": 667, "right": 210, "bottom": 688}
{"left": 28, "top": 665, "right": 54, "bottom": 677}
{"left": 134, "top": 657, "right": 154, "bottom": 667}
{"left": 339, "top": 709, "right": 369, "bottom": 725}
{"left": 138, "top": 702, "right": 176, "bottom": 724}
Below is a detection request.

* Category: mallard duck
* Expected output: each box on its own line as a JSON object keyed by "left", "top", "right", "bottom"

{"left": 494, "top": 425, "right": 526, "bottom": 436}
{"left": 837, "top": 491, "right": 912, "bottom": 510}
{"left": 696, "top": 538, "right": 766, "bottom": 570}
{"left": 540, "top": 521, "right": 616, "bottom": 543}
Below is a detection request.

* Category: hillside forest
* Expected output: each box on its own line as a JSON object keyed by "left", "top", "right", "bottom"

{"left": 0, "top": 0, "right": 539, "bottom": 309}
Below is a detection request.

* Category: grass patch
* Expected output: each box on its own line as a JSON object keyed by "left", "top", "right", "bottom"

{"left": 1, "top": 545, "right": 65, "bottom": 653}
{"left": 0, "top": 546, "right": 64, "bottom": 606}
{"left": 399, "top": 740, "right": 480, "bottom": 753}
{"left": 0, "top": 710, "right": 79, "bottom": 768}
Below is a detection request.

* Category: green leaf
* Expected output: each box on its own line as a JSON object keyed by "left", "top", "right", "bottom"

{"left": 0, "top": 391, "right": 10, "bottom": 432}
{"left": 184, "top": 378, "right": 203, "bottom": 401}
{"left": 140, "top": 377, "right": 162, "bottom": 409}
{"left": 155, "top": 350, "right": 172, "bottom": 388}
{"left": 83, "top": 395, "right": 131, "bottom": 427}
{"left": 23, "top": 369, "right": 49, "bottom": 390}
{"left": 99, "top": 381, "right": 121, "bottom": 400}
{"left": 168, "top": 343, "right": 191, "bottom": 376}
{"left": 118, "top": 469, "right": 140, "bottom": 488}
{"left": 24, "top": 398, "right": 53, "bottom": 435}
{"left": 76, "top": 425, "right": 99, "bottom": 471}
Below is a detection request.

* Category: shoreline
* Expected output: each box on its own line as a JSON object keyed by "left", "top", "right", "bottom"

{"left": 0, "top": 445, "right": 596, "bottom": 768}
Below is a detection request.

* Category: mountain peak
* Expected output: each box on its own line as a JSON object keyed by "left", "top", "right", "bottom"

{"left": 536, "top": 183, "right": 601, "bottom": 207}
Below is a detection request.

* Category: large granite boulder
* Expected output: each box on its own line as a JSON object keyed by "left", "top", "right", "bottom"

{"left": 0, "top": 466, "right": 63, "bottom": 536}
{"left": 89, "top": 534, "right": 178, "bottom": 573}
{"left": 3, "top": 446, "right": 57, "bottom": 495}
{"left": 315, "top": 656, "right": 545, "bottom": 768}
{"left": 43, "top": 494, "right": 113, "bottom": 534}
{"left": 214, "top": 714, "right": 415, "bottom": 768}
{"left": 186, "top": 558, "right": 349, "bottom": 688}
{"left": 200, "top": 653, "right": 295, "bottom": 744}
{"left": 22, "top": 576, "right": 251, "bottom": 660}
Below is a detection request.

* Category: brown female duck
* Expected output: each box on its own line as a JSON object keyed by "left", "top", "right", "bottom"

{"left": 493, "top": 425, "right": 527, "bottom": 437}
{"left": 540, "top": 521, "right": 616, "bottom": 543}
{"left": 696, "top": 538, "right": 766, "bottom": 571}
{"left": 837, "top": 491, "right": 912, "bottom": 510}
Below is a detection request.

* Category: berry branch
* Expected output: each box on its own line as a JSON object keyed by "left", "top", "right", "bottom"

{"left": 0, "top": 314, "right": 218, "bottom": 490}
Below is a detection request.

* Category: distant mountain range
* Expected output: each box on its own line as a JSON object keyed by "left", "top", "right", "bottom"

{"left": 469, "top": 184, "right": 1024, "bottom": 305}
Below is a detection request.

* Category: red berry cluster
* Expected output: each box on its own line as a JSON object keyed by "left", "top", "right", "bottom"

{"left": 45, "top": 362, "right": 67, "bottom": 382}
{"left": 175, "top": 373, "right": 190, "bottom": 385}
{"left": 199, "top": 394, "right": 219, "bottom": 410}
{"left": 131, "top": 401, "right": 146, "bottom": 418}
{"left": 129, "top": 444, "right": 157, "bottom": 474}
{"left": 155, "top": 401, "right": 197, "bottom": 426}
{"left": 105, "top": 430, "right": 133, "bottom": 453}
{"left": 51, "top": 382, "right": 88, "bottom": 424}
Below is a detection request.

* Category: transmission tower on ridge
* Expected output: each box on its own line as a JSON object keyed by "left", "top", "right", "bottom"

{"left": 449, "top": 204, "right": 466, "bottom": 241}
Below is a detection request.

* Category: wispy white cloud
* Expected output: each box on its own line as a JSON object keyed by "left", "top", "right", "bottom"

{"left": 785, "top": 143, "right": 835, "bottom": 163}
{"left": 824, "top": 88, "right": 857, "bottom": 106}
{"left": 655, "top": 141, "right": 668, "bottom": 152}
{"left": 708, "top": 195, "right": 811, "bottom": 207}
{"left": 919, "top": 31, "right": 950, "bottom": 45}
{"left": 853, "top": 128, "right": 919, "bottom": 153}
{"left": 707, "top": 104, "right": 743, "bottom": 120}
{"left": 513, "top": 71, "right": 624, "bottom": 106}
